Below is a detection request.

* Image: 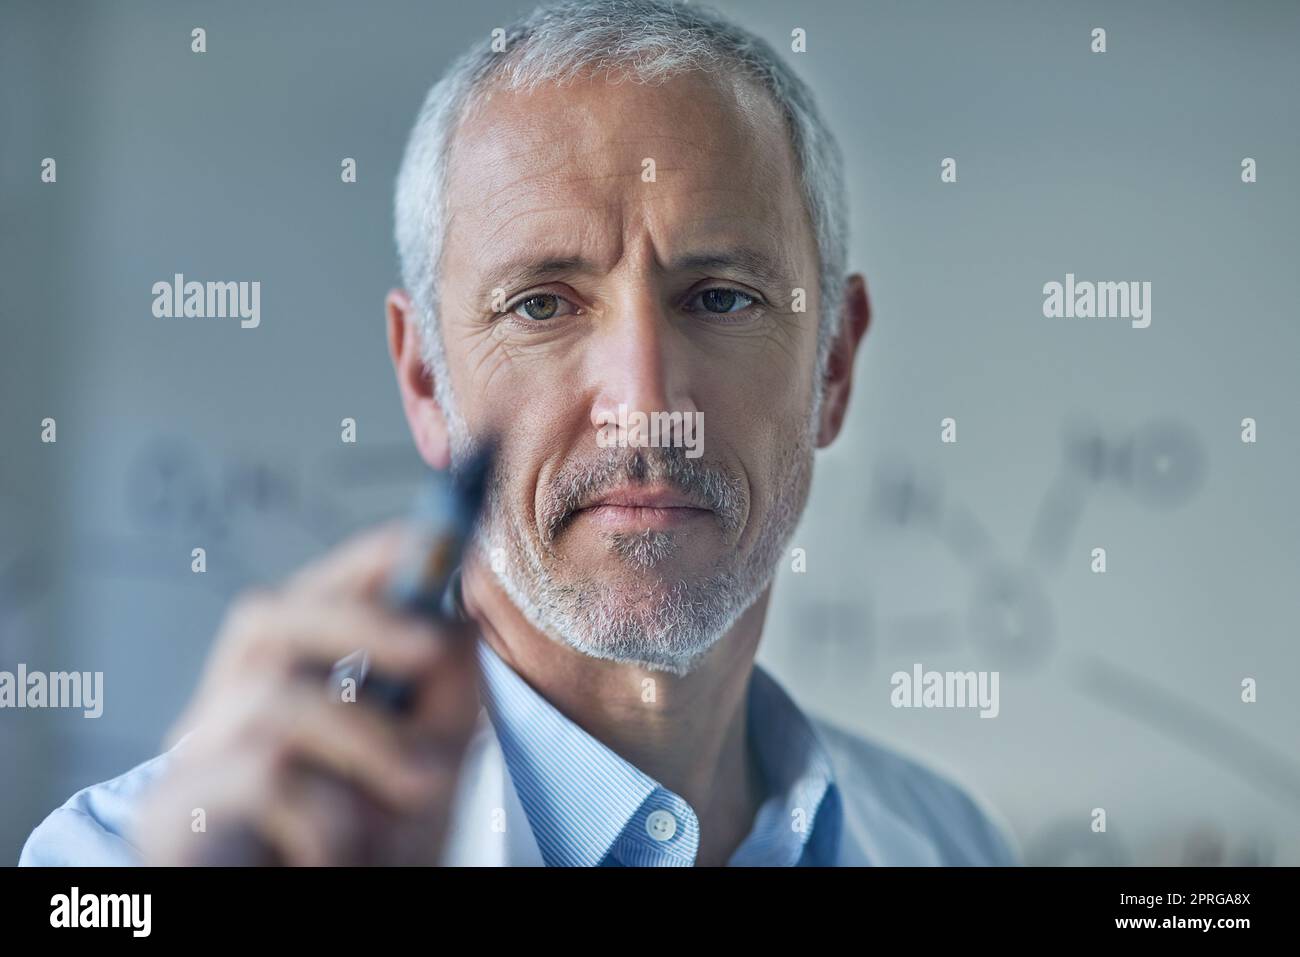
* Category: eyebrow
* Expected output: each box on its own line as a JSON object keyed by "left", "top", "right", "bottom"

{"left": 478, "top": 257, "right": 590, "bottom": 305}
{"left": 475, "top": 247, "right": 789, "bottom": 305}
{"left": 666, "top": 248, "right": 789, "bottom": 287}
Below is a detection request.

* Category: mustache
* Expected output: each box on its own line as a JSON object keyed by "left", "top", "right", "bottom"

{"left": 537, "top": 445, "right": 745, "bottom": 545}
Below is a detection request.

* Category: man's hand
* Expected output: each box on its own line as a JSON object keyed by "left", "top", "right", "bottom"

{"left": 132, "top": 523, "right": 481, "bottom": 866}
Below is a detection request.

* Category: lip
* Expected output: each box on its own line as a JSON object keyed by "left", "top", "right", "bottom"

{"left": 574, "top": 485, "right": 712, "bottom": 531}
{"left": 581, "top": 485, "right": 704, "bottom": 511}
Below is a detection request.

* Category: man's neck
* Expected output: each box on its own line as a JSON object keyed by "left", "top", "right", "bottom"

{"left": 460, "top": 561, "right": 773, "bottom": 865}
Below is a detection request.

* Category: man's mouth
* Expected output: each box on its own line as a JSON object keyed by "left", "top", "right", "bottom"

{"left": 572, "top": 484, "right": 713, "bottom": 532}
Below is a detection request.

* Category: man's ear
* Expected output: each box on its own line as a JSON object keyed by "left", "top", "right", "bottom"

{"left": 386, "top": 288, "right": 452, "bottom": 471}
{"left": 816, "top": 274, "right": 872, "bottom": 449}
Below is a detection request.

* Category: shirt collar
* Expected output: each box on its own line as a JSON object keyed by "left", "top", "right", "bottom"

{"left": 475, "top": 636, "right": 841, "bottom": 866}
{"left": 476, "top": 637, "right": 663, "bottom": 866}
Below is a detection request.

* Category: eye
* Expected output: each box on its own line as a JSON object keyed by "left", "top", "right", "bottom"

{"left": 508, "top": 293, "right": 576, "bottom": 322}
{"left": 686, "top": 287, "right": 757, "bottom": 315}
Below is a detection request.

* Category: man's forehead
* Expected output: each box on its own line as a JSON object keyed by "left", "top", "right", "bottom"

{"left": 441, "top": 70, "right": 805, "bottom": 253}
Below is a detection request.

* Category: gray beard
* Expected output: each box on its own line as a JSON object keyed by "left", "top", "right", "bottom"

{"left": 459, "top": 432, "right": 815, "bottom": 677}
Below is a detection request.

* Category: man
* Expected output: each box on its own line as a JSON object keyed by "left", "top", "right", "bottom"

{"left": 21, "top": 0, "right": 1018, "bottom": 867}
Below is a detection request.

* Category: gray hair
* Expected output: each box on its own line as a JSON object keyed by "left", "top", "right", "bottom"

{"left": 394, "top": 0, "right": 849, "bottom": 425}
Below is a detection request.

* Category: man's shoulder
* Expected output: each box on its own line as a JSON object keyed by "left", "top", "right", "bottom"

{"left": 18, "top": 745, "right": 177, "bottom": 866}
{"left": 808, "top": 716, "right": 1020, "bottom": 866}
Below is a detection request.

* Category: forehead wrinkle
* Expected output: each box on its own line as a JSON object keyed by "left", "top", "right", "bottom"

{"left": 474, "top": 199, "right": 613, "bottom": 250}
{"left": 471, "top": 155, "right": 744, "bottom": 234}
{"left": 464, "top": 173, "right": 604, "bottom": 236}
{"left": 601, "top": 136, "right": 751, "bottom": 169}
{"left": 468, "top": 144, "right": 760, "bottom": 205}
{"left": 471, "top": 174, "right": 795, "bottom": 259}
{"left": 448, "top": 110, "right": 801, "bottom": 270}
{"left": 452, "top": 95, "right": 778, "bottom": 213}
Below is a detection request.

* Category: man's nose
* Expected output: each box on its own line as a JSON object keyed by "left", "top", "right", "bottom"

{"left": 588, "top": 291, "right": 699, "bottom": 435}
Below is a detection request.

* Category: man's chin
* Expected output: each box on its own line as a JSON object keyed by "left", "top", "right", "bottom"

{"left": 482, "top": 543, "right": 773, "bottom": 676}
{"left": 547, "top": 609, "right": 720, "bottom": 677}
{"left": 559, "top": 563, "right": 718, "bottom": 599}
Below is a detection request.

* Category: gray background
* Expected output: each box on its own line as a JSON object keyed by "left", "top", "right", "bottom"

{"left": 2, "top": 0, "right": 1297, "bottom": 866}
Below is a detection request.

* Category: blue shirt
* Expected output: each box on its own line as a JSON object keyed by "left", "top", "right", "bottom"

{"left": 475, "top": 638, "right": 843, "bottom": 867}
{"left": 18, "top": 570, "right": 1020, "bottom": 867}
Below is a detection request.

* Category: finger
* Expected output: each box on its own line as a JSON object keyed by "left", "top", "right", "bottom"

{"left": 252, "top": 775, "right": 370, "bottom": 868}
{"left": 257, "top": 799, "right": 328, "bottom": 867}
{"left": 401, "top": 622, "right": 483, "bottom": 743}
{"left": 138, "top": 750, "right": 321, "bottom": 867}
{"left": 315, "top": 771, "right": 396, "bottom": 863}
{"left": 258, "top": 686, "right": 443, "bottom": 813}
{"left": 266, "top": 771, "right": 380, "bottom": 866}
{"left": 230, "top": 592, "right": 452, "bottom": 679}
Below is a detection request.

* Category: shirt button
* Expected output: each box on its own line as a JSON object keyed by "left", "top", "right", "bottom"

{"left": 645, "top": 809, "right": 678, "bottom": 842}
